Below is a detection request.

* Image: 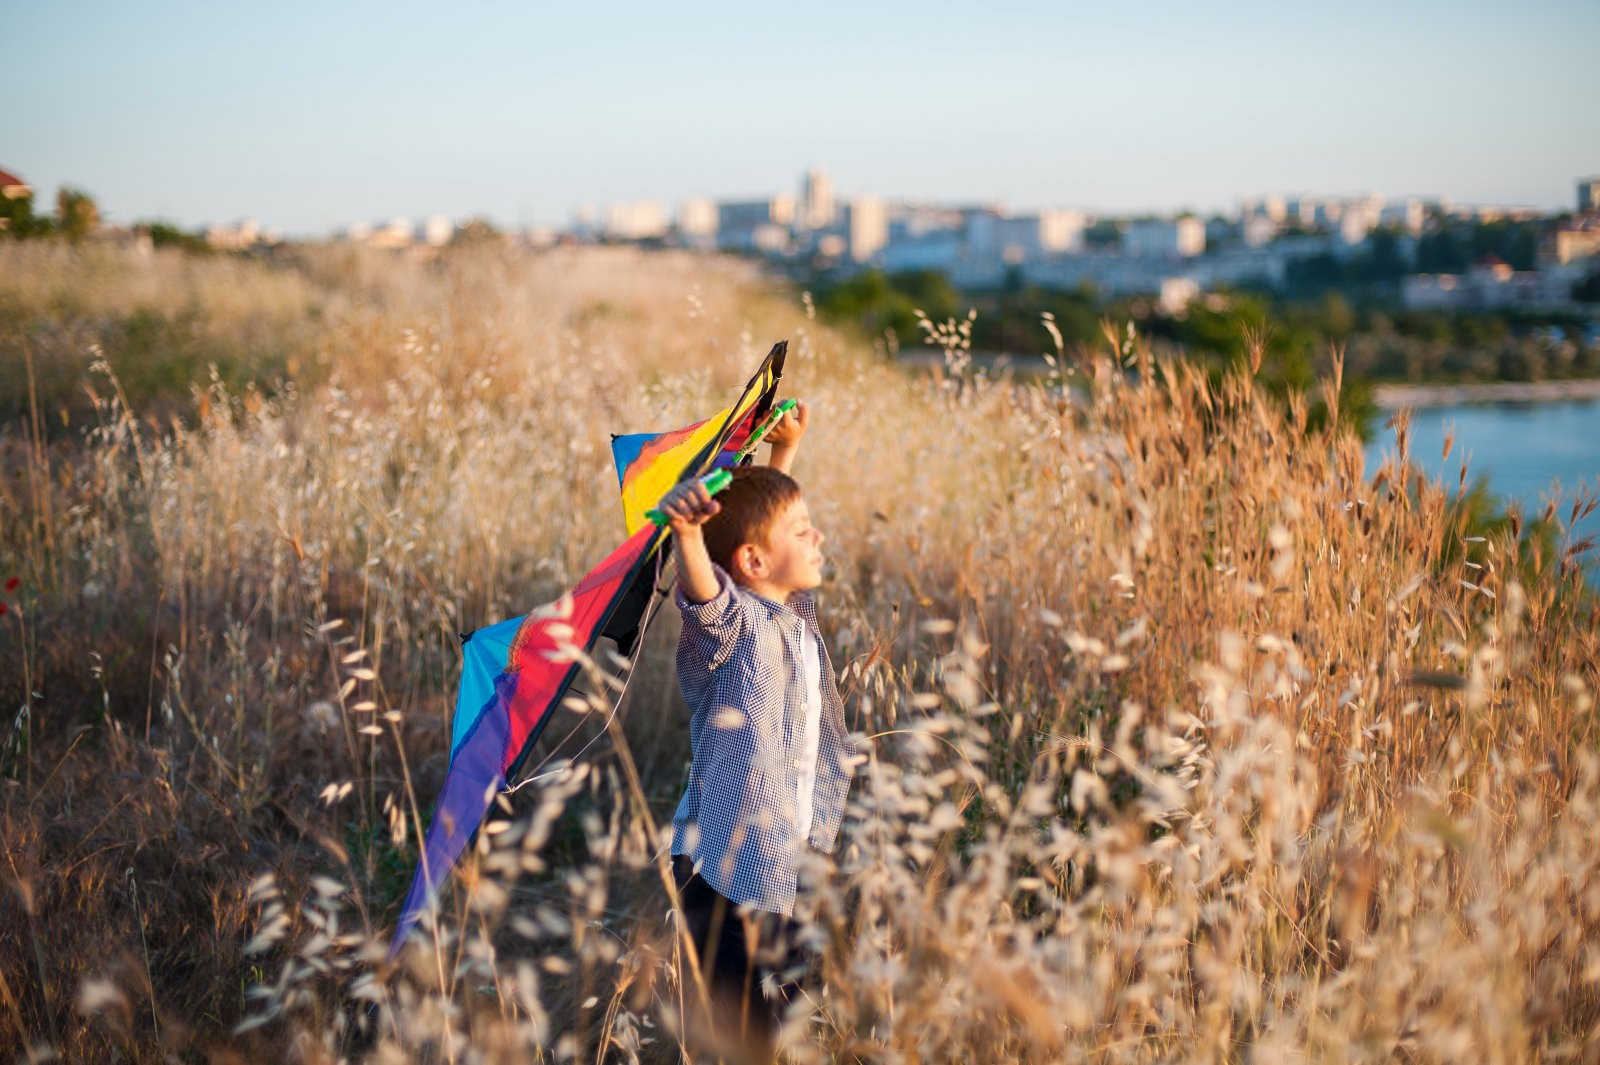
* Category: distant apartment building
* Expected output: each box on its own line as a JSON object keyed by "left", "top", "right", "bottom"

{"left": 423, "top": 214, "right": 454, "bottom": 247}
{"left": 570, "top": 205, "right": 600, "bottom": 241}
{"left": 1579, "top": 176, "right": 1600, "bottom": 214}
{"left": 1240, "top": 195, "right": 1288, "bottom": 224}
{"left": 1402, "top": 273, "right": 1465, "bottom": 310}
{"left": 1323, "top": 195, "right": 1384, "bottom": 245}
{"left": 1124, "top": 218, "right": 1204, "bottom": 259}
{"left": 716, "top": 196, "right": 795, "bottom": 252}
{"left": 964, "top": 208, "right": 1084, "bottom": 262}
{"left": 1285, "top": 197, "right": 1328, "bottom": 228}
{"left": 1339, "top": 210, "right": 1376, "bottom": 246}
{"left": 676, "top": 198, "right": 717, "bottom": 246}
{"left": 1546, "top": 216, "right": 1600, "bottom": 265}
{"left": 879, "top": 231, "right": 963, "bottom": 274}
{"left": 717, "top": 196, "right": 794, "bottom": 233}
{"left": 800, "top": 168, "right": 835, "bottom": 230}
{"left": 205, "top": 219, "right": 261, "bottom": 249}
{"left": 746, "top": 224, "right": 792, "bottom": 254}
{"left": 1018, "top": 253, "right": 1208, "bottom": 304}
{"left": 1186, "top": 248, "right": 1288, "bottom": 290}
{"left": 1451, "top": 204, "right": 1542, "bottom": 223}
{"left": 1242, "top": 215, "right": 1279, "bottom": 247}
{"left": 1037, "top": 209, "right": 1088, "bottom": 253}
{"left": 843, "top": 196, "right": 887, "bottom": 262}
{"left": 369, "top": 218, "right": 415, "bottom": 249}
{"left": 1379, "top": 198, "right": 1425, "bottom": 236}
{"left": 888, "top": 203, "right": 966, "bottom": 242}
{"left": 1403, "top": 257, "right": 1571, "bottom": 310}
{"left": 604, "top": 201, "right": 667, "bottom": 240}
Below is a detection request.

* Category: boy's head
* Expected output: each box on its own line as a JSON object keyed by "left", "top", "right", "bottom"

{"left": 703, "top": 466, "right": 825, "bottom": 596}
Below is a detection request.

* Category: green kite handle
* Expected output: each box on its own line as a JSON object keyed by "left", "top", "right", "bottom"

{"left": 736, "top": 398, "right": 798, "bottom": 460}
{"left": 647, "top": 467, "right": 735, "bottom": 526}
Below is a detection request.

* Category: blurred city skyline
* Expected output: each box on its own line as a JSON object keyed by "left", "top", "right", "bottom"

{"left": 8, "top": 0, "right": 1598, "bottom": 236}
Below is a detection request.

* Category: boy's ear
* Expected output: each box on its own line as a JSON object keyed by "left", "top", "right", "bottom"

{"left": 732, "top": 542, "right": 766, "bottom": 581}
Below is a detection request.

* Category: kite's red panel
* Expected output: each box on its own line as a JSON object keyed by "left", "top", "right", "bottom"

{"left": 501, "top": 524, "right": 658, "bottom": 770}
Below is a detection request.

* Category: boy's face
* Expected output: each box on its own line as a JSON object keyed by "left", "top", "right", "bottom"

{"left": 735, "top": 496, "right": 825, "bottom": 596}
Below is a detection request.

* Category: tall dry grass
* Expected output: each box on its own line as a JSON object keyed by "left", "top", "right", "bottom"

{"left": 1, "top": 241, "right": 1596, "bottom": 1064}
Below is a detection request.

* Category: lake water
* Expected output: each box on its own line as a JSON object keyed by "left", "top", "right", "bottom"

{"left": 1363, "top": 398, "right": 1600, "bottom": 574}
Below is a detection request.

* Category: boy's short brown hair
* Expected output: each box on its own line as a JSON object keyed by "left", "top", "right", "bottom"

{"left": 701, "top": 465, "right": 802, "bottom": 575}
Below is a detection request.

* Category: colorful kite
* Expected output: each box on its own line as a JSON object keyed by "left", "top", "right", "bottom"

{"left": 389, "top": 343, "right": 786, "bottom": 956}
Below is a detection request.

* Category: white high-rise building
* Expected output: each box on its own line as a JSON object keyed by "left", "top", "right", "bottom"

{"left": 801, "top": 168, "right": 836, "bottom": 229}
{"left": 677, "top": 198, "right": 717, "bottom": 240}
{"left": 845, "top": 196, "right": 887, "bottom": 261}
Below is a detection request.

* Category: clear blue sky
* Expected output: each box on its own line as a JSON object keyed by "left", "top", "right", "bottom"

{"left": 7, "top": 0, "right": 1597, "bottom": 235}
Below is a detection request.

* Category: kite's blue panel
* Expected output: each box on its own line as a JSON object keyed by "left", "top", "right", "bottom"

{"left": 610, "top": 433, "right": 652, "bottom": 489}
{"left": 451, "top": 615, "right": 526, "bottom": 759}
{"left": 611, "top": 430, "right": 741, "bottom": 491}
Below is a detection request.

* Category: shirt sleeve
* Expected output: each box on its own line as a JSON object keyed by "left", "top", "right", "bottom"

{"left": 674, "top": 563, "right": 746, "bottom": 671}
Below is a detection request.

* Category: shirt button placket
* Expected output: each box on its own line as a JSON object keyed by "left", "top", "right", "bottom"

{"left": 783, "top": 624, "right": 796, "bottom": 854}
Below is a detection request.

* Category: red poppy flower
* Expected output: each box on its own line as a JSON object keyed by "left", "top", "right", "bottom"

{"left": 3, "top": 577, "right": 17, "bottom": 592}
{"left": 0, "top": 602, "right": 8, "bottom": 616}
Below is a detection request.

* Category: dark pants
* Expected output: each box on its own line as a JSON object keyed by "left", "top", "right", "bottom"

{"left": 671, "top": 855, "right": 804, "bottom": 1063}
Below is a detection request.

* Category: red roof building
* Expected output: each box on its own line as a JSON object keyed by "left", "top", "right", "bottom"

{"left": 0, "top": 167, "right": 29, "bottom": 198}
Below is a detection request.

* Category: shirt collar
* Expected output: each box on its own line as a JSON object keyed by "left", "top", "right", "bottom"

{"left": 743, "top": 585, "right": 813, "bottom": 625}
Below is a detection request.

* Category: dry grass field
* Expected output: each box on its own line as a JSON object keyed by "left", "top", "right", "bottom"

{"left": 1, "top": 240, "right": 1597, "bottom": 1064}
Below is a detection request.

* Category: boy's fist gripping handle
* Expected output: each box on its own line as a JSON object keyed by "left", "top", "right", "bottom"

{"left": 647, "top": 468, "right": 734, "bottom": 526}
{"left": 736, "top": 398, "right": 798, "bottom": 460}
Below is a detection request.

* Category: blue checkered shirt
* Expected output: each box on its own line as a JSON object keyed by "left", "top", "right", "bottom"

{"left": 670, "top": 564, "right": 856, "bottom": 916}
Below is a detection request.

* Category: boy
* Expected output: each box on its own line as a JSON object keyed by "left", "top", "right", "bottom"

{"left": 655, "top": 401, "right": 855, "bottom": 1063}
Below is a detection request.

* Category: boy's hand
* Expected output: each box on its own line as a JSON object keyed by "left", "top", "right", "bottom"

{"left": 765, "top": 400, "right": 808, "bottom": 450}
{"left": 767, "top": 400, "right": 807, "bottom": 475}
{"left": 662, "top": 480, "right": 723, "bottom": 603}
{"left": 658, "top": 480, "right": 721, "bottom": 536}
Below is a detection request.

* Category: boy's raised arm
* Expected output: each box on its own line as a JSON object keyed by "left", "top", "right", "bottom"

{"left": 658, "top": 481, "right": 722, "bottom": 603}
{"left": 764, "top": 400, "right": 808, "bottom": 476}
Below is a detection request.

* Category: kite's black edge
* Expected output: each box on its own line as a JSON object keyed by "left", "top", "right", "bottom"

{"left": 500, "top": 341, "right": 786, "bottom": 788}
{"left": 501, "top": 540, "right": 666, "bottom": 787}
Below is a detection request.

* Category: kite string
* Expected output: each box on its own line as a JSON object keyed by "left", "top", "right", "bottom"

{"left": 501, "top": 558, "right": 674, "bottom": 796}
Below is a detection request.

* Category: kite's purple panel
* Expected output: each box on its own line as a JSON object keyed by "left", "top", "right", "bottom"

{"left": 388, "top": 681, "right": 511, "bottom": 957}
